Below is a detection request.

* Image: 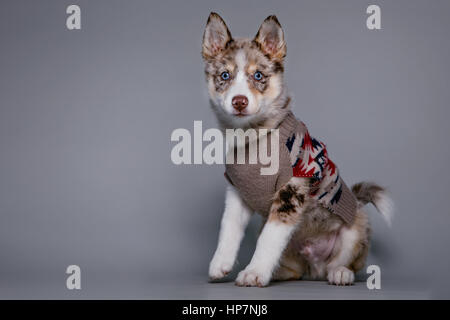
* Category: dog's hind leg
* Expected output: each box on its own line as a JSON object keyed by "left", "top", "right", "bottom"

{"left": 326, "top": 210, "right": 369, "bottom": 286}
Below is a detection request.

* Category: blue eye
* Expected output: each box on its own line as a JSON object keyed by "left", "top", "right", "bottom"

{"left": 253, "top": 71, "right": 263, "bottom": 81}
{"left": 221, "top": 72, "right": 230, "bottom": 80}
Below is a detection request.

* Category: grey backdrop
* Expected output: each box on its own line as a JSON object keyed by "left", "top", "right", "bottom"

{"left": 1, "top": 0, "right": 449, "bottom": 299}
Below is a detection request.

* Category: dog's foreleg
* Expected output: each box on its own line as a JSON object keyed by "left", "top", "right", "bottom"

{"left": 209, "top": 185, "right": 253, "bottom": 280}
{"left": 235, "top": 178, "right": 306, "bottom": 287}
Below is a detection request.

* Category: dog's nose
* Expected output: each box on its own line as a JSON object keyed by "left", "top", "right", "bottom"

{"left": 232, "top": 95, "right": 249, "bottom": 112}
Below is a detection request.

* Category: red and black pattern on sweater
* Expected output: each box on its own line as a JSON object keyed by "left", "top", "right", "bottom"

{"left": 285, "top": 130, "right": 343, "bottom": 205}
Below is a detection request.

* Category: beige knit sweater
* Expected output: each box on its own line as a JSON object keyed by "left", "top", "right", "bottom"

{"left": 224, "top": 112, "right": 357, "bottom": 225}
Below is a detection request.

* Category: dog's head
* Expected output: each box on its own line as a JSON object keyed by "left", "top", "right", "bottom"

{"left": 202, "top": 13, "right": 289, "bottom": 129}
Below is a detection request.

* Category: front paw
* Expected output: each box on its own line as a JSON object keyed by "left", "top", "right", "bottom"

{"left": 235, "top": 267, "right": 271, "bottom": 287}
{"left": 209, "top": 256, "right": 234, "bottom": 281}
{"left": 327, "top": 266, "right": 355, "bottom": 286}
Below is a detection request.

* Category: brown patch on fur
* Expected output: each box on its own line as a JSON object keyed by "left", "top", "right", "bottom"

{"left": 269, "top": 184, "right": 305, "bottom": 224}
{"left": 273, "top": 61, "right": 284, "bottom": 73}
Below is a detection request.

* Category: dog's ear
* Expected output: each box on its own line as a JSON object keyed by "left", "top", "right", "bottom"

{"left": 202, "top": 12, "right": 233, "bottom": 59}
{"left": 254, "top": 15, "right": 286, "bottom": 61}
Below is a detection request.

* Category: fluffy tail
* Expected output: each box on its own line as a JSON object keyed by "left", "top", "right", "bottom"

{"left": 351, "top": 182, "right": 394, "bottom": 227}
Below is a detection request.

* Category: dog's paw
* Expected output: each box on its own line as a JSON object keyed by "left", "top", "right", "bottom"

{"left": 327, "top": 266, "right": 354, "bottom": 286}
{"left": 209, "top": 255, "right": 234, "bottom": 281}
{"left": 235, "top": 267, "right": 271, "bottom": 287}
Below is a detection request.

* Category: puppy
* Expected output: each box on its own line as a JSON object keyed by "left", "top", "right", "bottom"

{"left": 202, "top": 13, "right": 393, "bottom": 287}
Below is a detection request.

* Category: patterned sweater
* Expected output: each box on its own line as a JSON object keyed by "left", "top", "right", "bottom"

{"left": 225, "top": 112, "right": 357, "bottom": 224}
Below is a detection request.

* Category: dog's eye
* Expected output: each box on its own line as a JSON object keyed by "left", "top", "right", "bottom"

{"left": 253, "top": 71, "right": 263, "bottom": 81}
{"left": 221, "top": 72, "right": 230, "bottom": 80}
